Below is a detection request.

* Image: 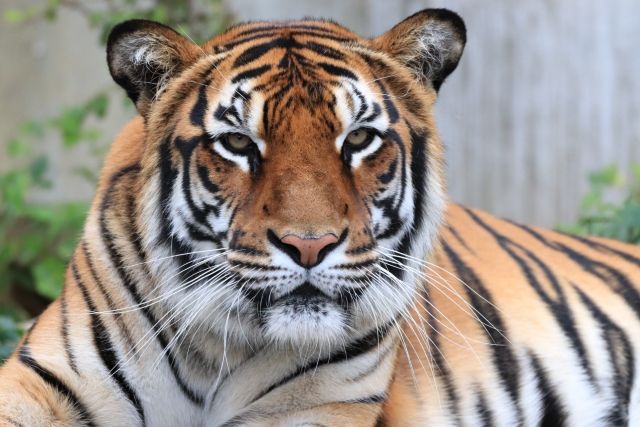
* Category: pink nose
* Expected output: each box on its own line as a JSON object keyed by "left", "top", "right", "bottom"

{"left": 280, "top": 233, "right": 339, "bottom": 267}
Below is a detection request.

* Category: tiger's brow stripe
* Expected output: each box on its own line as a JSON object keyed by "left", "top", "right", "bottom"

{"left": 18, "top": 345, "right": 97, "bottom": 427}
{"left": 190, "top": 83, "right": 209, "bottom": 128}
{"left": 316, "top": 62, "right": 357, "bottom": 80}
{"left": 156, "top": 58, "right": 226, "bottom": 126}
{"left": 71, "top": 260, "right": 146, "bottom": 426}
{"left": 464, "top": 209, "right": 599, "bottom": 388}
{"left": 59, "top": 285, "right": 79, "bottom": 375}
{"left": 231, "top": 23, "right": 355, "bottom": 38}
{"left": 440, "top": 240, "right": 524, "bottom": 424}
{"left": 99, "top": 165, "right": 204, "bottom": 406}
{"left": 375, "top": 80, "right": 399, "bottom": 124}
{"left": 573, "top": 285, "right": 635, "bottom": 423}
{"left": 219, "top": 29, "right": 358, "bottom": 53}
{"left": 231, "top": 64, "right": 272, "bottom": 83}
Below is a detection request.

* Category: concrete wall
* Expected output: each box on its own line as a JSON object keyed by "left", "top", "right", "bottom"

{"left": 2, "top": 0, "right": 639, "bottom": 226}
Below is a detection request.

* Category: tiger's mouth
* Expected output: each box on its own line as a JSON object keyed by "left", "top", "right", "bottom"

{"left": 284, "top": 281, "right": 328, "bottom": 301}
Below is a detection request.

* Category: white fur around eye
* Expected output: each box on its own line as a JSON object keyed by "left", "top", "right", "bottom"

{"left": 212, "top": 141, "right": 250, "bottom": 172}
{"left": 349, "top": 136, "right": 383, "bottom": 168}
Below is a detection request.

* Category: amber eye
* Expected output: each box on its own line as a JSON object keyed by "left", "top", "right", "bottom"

{"left": 221, "top": 133, "right": 254, "bottom": 153}
{"left": 345, "top": 128, "right": 372, "bottom": 147}
{"left": 344, "top": 128, "right": 379, "bottom": 151}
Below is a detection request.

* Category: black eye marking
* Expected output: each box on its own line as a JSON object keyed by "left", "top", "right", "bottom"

{"left": 341, "top": 128, "right": 382, "bottom": 165}
{"left": 205, "top": 132, "right": 262, "bottom": 174}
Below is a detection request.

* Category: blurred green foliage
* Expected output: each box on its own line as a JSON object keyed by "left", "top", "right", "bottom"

{"left": 0, "top": 0, "right": 230, "bottom": 361}
{"left": 558, "top": 164, "right": 640, "bottom": 244}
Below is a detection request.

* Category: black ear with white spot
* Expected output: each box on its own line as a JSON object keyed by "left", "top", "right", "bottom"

{"left": 106, "top": 19, "right": 200, "bottom": 115}
{"left": 373, "top": 9, "right": 466, "bottom": 91}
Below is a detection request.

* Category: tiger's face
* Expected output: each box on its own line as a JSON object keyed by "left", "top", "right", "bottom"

{"left": 107, "top": 10, "right": 465, "bottom": 352}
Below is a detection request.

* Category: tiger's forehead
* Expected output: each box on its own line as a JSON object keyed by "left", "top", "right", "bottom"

{"left": 203, "top": 19, "right": 362, "bottom": 51}
{"left": 196, "top": 23, "right": 388, "bottom": 141}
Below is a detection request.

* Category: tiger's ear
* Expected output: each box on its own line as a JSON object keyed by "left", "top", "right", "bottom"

{"left": 107, "top": 20, "right": 201, "bottom": 115}
{"left": 372, "top": 9, "right": 466, "bottom": 92}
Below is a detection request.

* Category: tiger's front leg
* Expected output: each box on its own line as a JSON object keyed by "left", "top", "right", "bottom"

{"left": 206, "top": 332, "right": 399, "bottom": 427}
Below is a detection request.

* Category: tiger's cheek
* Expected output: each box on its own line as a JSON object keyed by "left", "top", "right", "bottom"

{"left": 354, "top": 142, "right": 401, "bottom": 207}
{"left": 193, "top": 144, "right": 253, "bottom": 226}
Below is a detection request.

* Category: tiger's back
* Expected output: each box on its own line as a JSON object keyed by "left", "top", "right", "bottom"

{"left": 384, "top": 205, "right": 640, "bottom": 426}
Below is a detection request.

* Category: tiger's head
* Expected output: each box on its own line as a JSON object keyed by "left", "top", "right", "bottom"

{"left": 106, "top": 9, "right": 465, "bottom": 353}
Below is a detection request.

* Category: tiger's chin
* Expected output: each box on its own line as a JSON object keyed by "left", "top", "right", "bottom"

{"left": 262, "top": 297, "right": 350, "bottom": 353}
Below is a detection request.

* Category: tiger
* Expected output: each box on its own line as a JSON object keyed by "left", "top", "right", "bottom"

{"left": 1, "top": 7, "right": 639, "bottom": 426}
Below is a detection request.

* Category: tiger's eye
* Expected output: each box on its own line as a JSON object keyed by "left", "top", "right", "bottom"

{"left": 346, "top": 129, "right": 370, "bottom": 146}
{"left": 225, "top": 133, "right": 252, "bottom": 151}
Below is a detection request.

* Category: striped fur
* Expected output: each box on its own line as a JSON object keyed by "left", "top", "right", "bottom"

{"left": 1, "top": 9, "right": 639, "bottom": 427}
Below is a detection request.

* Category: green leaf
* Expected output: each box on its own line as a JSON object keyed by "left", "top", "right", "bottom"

{"left": 29, "top": 155, "right": 50, "bottom": 186}
{"left": 32, "top": 258, "right": 66, "bottom": 300}
{"left": 7, "top": 138, "right": 30, "bottom": 157}
{"left": 4, "top": 9, "right": 29, "bottom": 23}
{"left": 87, "top": 93, "right": 109, "bottom": 117}
{"left": 588, "top": 164, "right": 623, "bottom": 188}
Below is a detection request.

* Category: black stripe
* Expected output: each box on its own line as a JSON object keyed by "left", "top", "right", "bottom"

{"left": 233, "top": 38, "right": 295, "bottom": 67}
{"left": 176, "top": 136, "right": 222, "bottom": 233}
{"left": 304, "top": 41, "right": 345, "bottom": 60}
{"left": 218, "top": 326, "right": 393, "bottom": 427}
{"left": 71, "top": 262, "right": 146, "bottom": 426}
{"left": 59, "top": 285, "right": 79, "bottom": 375}
{"left": 446, "top": 221, "right": 475, "bottom": 254}
{"left": 332, "top": 259, "right": 377, "bottom": 270}
{"left": 348, "top": 342, "right": 395, "bottom": 383}
{"left": 344, "top": 393, "right": 387, "bottom": 404}
{"left": 231, "top": 64, "right": 272, "bottom": 83}
{"left": 317, "top": 62, "right": 357, "bottom": 80}
{"left": 18, "top": 345, "right": 96, "bottom": 427}
{"left": 529, "top": 352, "right": 567, "bottom": 426}
{"left": 232, "top": 23, "right": 355, "bottom": 39}
{"left": 214, "top": 321, "right": 394, "bottom": 409}
{"left": 440, "top": 241, "right": 524, "bottom": 423}
{"left": 465, "top": 210, "right": 598, "bottom": 388}
{"left": 371, "top": 128, "right": 408, "bottom": 243}
{"left": 573, "top": 285, "right": 635, "bottom": 424}
{"left": 559, "top": 232, "right": 640, "bottom": 266}
{"left": 376, "top": 81, "right": 399, "bottom": 124}
{"left": 516, "top": 224, "right": 640, "bottom": 321}
{"left": 421, "top": 287, "right": 461, "bottom": 422}
{"left": 475, "top": 387, "right": 495, "bottom": 427}
{"left": 100, "top": 164, "right": 205, "bottom": 406}
{"left": 377, "top": 157, "right": 397, "bottom": 184}
{"left": 81, "top": 241, "right": 137, "bottom": 352}
{"left": 228, "top": 259, "right": 283, "bottom": 271}
{"left": 224, "top": 29, "right": 356, "bottom": 52}
{"left": 190, "top": 82, "right": 209, "bottom": 127}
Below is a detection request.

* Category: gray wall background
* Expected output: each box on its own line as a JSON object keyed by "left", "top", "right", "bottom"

{"left": 2, "top": 0, "right": 639, "bottom": 227}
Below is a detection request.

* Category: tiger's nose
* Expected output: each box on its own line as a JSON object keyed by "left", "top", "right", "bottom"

{"left": 278, "top": 233, "right": 339, "bottom": 268}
